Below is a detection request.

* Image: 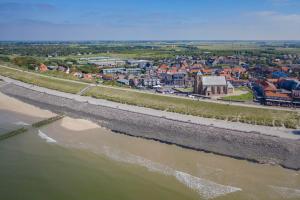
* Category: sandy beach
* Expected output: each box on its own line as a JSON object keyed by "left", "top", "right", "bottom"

{"left": 0, "top": 92, "right": 55, "bottom": 119}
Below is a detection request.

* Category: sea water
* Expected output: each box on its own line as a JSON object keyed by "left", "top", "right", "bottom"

{"left": 0, "top": 111, "right": 299, "bottom": 200}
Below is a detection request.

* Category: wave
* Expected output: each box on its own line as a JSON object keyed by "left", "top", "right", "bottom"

{"left": 102, "top": 146, "right": 241, "bottom": 199}
{"left": 38, "top": 130, "right": 57, "bottom": 143}
{"left": 14, "top": 121, "right": 30, "bottom": 126}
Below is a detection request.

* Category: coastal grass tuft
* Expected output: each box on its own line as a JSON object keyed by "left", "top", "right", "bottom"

{"left": 85, "top": 86, "right": 300, "bottom": 129}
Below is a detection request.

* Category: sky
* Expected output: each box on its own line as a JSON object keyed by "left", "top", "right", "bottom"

{"left": 0, "top": 0, "right": 300, "bottom": 40}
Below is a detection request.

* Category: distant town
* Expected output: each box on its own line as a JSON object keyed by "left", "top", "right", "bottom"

{"left": 1, "top": 41, "right": 300, "bottom": 108}
{"left": 35, "top": 52, "right": 300, "bottom": 108}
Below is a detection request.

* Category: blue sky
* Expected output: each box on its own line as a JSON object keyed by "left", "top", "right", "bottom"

{"left": 0, "top": 0, "right": 299, "bottom": 40}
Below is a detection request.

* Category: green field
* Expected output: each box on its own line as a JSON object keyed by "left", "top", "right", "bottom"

{"left": 85, "top": 86, "right": 300, "bottom": 129}
{"left": 0, "top": 67, "right": 86, "bottom": 94}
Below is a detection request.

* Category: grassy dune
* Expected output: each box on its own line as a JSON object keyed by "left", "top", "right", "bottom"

{"left": 85, "top": 86, "right": 300, "bottom": 129}
{"left": 0, "top": 67, "right": 86, "bottom": 94}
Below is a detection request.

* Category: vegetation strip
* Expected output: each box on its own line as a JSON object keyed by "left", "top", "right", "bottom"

{"left": 0, "top": 66, "right": 86, "bottom": 94}
{"left": 0, "top": 66, "right": 299, "bottom": 129}
{"left": 84, "top": 86, "right": 300, "bottom": 129}
{"left": 0, "top": 127, "right": 28, "bottom": 141}
{"left": 32, "top": 115, "right": 65, "bottom": 128}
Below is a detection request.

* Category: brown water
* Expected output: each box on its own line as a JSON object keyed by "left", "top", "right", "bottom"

{"left": 0, "top": 109, "right": 300, "bottom": 200}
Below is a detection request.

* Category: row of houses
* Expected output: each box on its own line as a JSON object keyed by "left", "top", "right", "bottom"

{"left": 253, "top": 78, "right": 300, "bottom": 106}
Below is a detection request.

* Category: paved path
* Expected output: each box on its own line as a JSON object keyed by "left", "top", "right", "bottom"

{"left": 77, "top": 85, "right": 94, "bottom": 95}
{"left": 1, "top": 75, "right": 300, "bottom": 140}
{"left": 1, "top": 65, "right": 299, "bottom": 112}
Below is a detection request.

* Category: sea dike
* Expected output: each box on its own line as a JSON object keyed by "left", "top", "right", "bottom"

{"left": 1, "top": 84, "right": 300, "bottom": 170}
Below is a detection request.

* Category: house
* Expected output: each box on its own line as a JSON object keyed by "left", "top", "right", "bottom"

{"left": 57, "top": 66, "right": 67, "bottom": 72}
{"left": 84, "top": 73, "right": 93, "bottom": 80}
{"left": 194, "top": 75, "right": 232, "bottom": 96}
{"left": 172, "top": 73, "right": 187, "bottom": 87}
{"left": 102, "top": 68, "right": 126, "bottom": 75}
{"left": 272, "top": 71, "right": 288, "bottom": 79}
{"left": 125, "top": 68, "right": 142, "bottom": 75}
{"left": 201, "top": 68, "right": 213, "bottom": 75}
{"left": 102, "top": 74, "right": 115, "bottom": 81}
{"left": 39, "top": 64, "right": 48, "bottom": 72}
{"left": 73, "top": 72, "right": 83, "bottom": 78}
{"left": 47, "top": 66, "right": 58, "bottom": 70}
{"left": 264, "top": 90, "right": 292, "bottom": 106}
{"left": 157, "top": 64, "right": 169, "bottom": 74}
{"left": 278, "top": 78, "right": 300, "bottom": 91}
{"left": 117, "top": 79, "right": 130, "bottom": 85}
{"left": 142, "top": 77, "right": 161, "bottom": 87}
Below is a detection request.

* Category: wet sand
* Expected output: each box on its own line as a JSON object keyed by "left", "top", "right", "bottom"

{"left": 0, "top": 92, "right": 55, "bottom": 119}
{"left": 0, "top": 92, "right": 55, "bottom": 133}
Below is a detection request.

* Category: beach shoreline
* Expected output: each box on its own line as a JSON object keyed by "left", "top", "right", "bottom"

{"left": 1, "top": 82, "right": 300, "bottom": 170}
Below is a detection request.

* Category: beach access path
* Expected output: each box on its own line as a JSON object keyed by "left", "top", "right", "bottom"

{"left": 1, "top": 74, "right": 299, "bottom": 140}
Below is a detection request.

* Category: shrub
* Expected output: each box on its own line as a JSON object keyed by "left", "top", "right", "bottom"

{"left": 284, "top": 120, "right": 297, "bottom": 129}
{"left": 274, "top": 120, "right": 282, "bottom": 127}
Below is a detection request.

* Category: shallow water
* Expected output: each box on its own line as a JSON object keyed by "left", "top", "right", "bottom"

{"left": 0, "top": 111, "right": 300, "bottom": 200}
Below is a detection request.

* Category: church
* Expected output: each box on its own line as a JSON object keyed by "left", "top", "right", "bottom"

{"left": 194, "top": 74, "right": 234, "bottom": 96}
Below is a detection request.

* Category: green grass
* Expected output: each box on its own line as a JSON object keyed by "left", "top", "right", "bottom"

{"left": 222, "top": 87, "right": 254, "bottom": 102}
{"left": 0, "top": 67, "right": 86, "bottom": 94}
{"left": 174, "top": 87, "right": 194, "bottom": 93}
{"left": 84, "top": 86, "right": 300, "bottom": 128}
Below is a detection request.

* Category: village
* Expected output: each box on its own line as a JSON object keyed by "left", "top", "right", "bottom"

{"left": 35, "top": 52, "right": 300, "bottom": 107}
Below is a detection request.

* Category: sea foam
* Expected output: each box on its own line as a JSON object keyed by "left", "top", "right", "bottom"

{"left": 14, "top": 121, "right": 30, "bottom": 126}
{"left": 38, "top": 130, "right": 57, "bottom": 143}
{"left": 102, "top": 146, "right": 241, "bottom": 199}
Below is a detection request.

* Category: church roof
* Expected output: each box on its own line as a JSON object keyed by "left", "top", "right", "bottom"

{"left": 202, "top": 76, "right": 227, "bottom": 86}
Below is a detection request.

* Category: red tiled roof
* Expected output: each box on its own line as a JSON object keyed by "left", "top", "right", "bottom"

{"left": 267, "top": 79, "right": 279, "bottom": 84}
{"left": 190, "top": 69, "right": 201, "bottom": 73}
{"left": 262, "top": 81, "right": 277, "bottom": 91}
{"left": 159, "top": 64, "right": 169, "bottom": 69}
{"left": 232, "top": 67, "right": 246, "bottom": 73}
{"left": 167, "top": 69, "right": 178, "bottom": 74}
{"left": 201, "top": 68, "right": 212, "bottom": 73}
{"left": 281, "top": 67, "right": 289, "bottom": 72}
{"left": 265, "top": 91, "right": 291, "bottom": 99}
